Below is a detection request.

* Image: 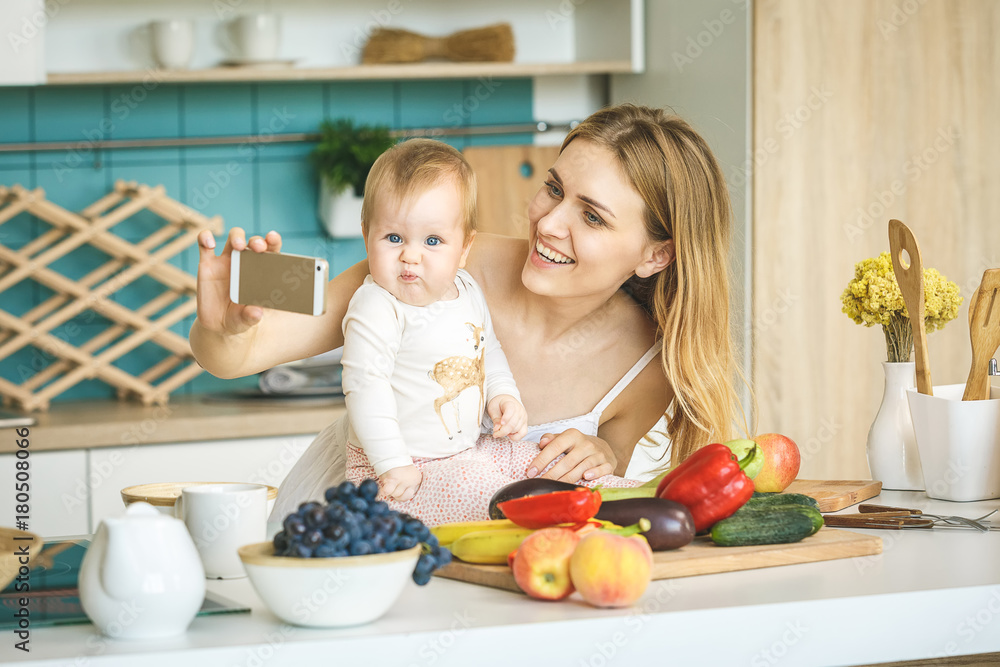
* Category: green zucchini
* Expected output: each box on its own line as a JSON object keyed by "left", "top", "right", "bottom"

{"left": 745, "top": 492, "right": 820, "bottom": 511}
{"left": 711, "top": 506, "right": 823, "bottom": 546}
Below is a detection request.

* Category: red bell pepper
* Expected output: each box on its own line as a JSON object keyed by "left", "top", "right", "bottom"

{"left": 655, "top": 443, "right": 755, "bottom": 533}
{"left": 497, "top": 487, "right": 602, "bottom": 529}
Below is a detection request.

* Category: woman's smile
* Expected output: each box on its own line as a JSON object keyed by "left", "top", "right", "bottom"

{"left": 534, "top": 240, "right": 575, "bottom": 265}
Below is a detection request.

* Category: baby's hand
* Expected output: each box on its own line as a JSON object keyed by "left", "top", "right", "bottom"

{"left": 378, "top": 465, "right": 422, "bottom": 502}
{"left": 488, "top": 394, "right": 528, "bottom": 440}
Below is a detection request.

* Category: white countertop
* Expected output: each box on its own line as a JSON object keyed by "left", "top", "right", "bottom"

{"left": 5, "top": 490, "right": 1000, "bottom": 667}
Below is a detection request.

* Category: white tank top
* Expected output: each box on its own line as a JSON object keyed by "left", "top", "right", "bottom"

{"left": 481, "top": 341, "right": 671, "bottom": 480}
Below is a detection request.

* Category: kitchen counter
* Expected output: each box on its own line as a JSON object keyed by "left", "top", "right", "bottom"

{"left": 4, "top": 490, "right": 1000, "bottom": 666}
{"left": 0, "top": 394, "right": 345, "bottom": 453}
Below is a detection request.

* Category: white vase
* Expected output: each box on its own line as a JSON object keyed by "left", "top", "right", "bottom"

{"left": 318, "top": 180, "right": 364, "bottom": 238}
{"left": 866, "top": 361, "right": 924, "bottom": 491}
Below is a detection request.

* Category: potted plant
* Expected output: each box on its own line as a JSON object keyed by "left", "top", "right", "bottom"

{"left": 311, "top": 119, "right": 397, "bottom": 238}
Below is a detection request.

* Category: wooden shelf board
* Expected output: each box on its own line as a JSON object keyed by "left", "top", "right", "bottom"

{"left": 45, "top": 60, "right": 635, "bottom": 85}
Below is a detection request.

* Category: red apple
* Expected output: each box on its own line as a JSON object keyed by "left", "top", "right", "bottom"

{"left": 569, "top": 532, "right": 653, "bottom": 608}
{"left": 753, "top": 432, "right": 801, "bottom": 492}
{"left": 511, "top": 528, "right": 581, "bottom": 601}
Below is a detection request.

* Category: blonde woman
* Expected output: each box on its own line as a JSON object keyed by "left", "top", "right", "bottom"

{"left": 191, "top": 104, "right": 747, "bottom": 519}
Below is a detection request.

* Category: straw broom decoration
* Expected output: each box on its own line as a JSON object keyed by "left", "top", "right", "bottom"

{"left": 362, "top": 23, "right": 515, "bottom": 64}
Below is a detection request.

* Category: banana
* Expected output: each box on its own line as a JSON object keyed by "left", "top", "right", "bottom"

{"left": 449, "top": 527, "right": 536, "bottom": 564}
{"left": 430, "top": 519, "right": 518, "bottom": 546}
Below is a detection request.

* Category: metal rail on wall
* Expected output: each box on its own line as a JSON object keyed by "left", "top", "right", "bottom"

{"left": 0, "top": 121, "right": 578, "bottom": 153}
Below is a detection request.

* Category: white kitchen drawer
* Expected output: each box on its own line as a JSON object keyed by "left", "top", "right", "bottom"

{"left": 88, "top": 434, "right": 315, "bottom": 533}
{"left": 0, "top": 449, "right": 89, "bottom": 538}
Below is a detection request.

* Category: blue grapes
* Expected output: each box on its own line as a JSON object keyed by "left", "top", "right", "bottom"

{"left": 272, "top": 479, "right": 452, "bottom": 586}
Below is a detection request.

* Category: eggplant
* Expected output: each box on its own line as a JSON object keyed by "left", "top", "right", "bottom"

{"left": 595, "top": 498, "right": 695, "bottom": 551}
{"left": 488, "top": 478, "right": 580, "bottom": 520}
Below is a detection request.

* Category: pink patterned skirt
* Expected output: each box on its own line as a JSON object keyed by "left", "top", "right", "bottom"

{"left": 346, "top": 434, "right": 641, "bottom": 525}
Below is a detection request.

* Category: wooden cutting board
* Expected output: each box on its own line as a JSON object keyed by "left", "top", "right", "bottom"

{"left": 435, "top": 528, "right": 882, "bottom": 593}
{"left": 784, "top": 479, "right": 882, "bottom": 512}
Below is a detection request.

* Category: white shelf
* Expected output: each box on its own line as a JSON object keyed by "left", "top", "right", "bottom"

{"left": 45, "top": 60, "right": 636, "bottom": 86}
{"left": 3, "top": 0, "right": 644, "bottom": 86}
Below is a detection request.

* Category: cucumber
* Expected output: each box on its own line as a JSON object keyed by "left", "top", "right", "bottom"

{"left": 746, "top": 492, "right": 820, "bottom": 512}
{"left": 711, "top": 506, "right": 823, "bottom": 546}
{"left": 733, "top": 504, "right": 823, "bottom": 534}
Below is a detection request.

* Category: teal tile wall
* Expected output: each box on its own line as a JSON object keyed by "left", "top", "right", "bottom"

{"left": 0, "top": 78, "right": 533, "bottom": 402}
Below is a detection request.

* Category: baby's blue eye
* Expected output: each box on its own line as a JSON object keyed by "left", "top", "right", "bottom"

{"left": 546, "top": 181, "right": 562, "bottom": 197}
{"left": 426, "top": 236, "right": 441, "bottom": 246}
{"left": 388, "top": 233, "right": 402, "bottom": 243}
{"left": 585, "top": 211, "right": 603, "bottom": 225}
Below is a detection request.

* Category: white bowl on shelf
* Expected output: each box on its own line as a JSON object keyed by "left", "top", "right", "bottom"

{"left": 237, "top": 542, "right": 420, "bottom": 627}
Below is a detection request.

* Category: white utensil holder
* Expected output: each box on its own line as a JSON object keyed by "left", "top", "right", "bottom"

{"left": 907, "top": 384, "right": 1000, "bottom": 501}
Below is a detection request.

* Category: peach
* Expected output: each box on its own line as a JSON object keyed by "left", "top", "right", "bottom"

{"left": 753, "top": 433, "right": 801, "bottom": 492}
{"left": 511, "top": 528, "right": 581, "bottom": 601}
{"left": 569, "top": 531, "right": 653, "bottom": 608}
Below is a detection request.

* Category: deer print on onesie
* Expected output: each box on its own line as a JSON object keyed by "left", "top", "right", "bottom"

{"left": 340, "top": 269, "right": 522, "bottom": 483}
{"left": 429, "top": 322, "right": 486, "bottom": 439}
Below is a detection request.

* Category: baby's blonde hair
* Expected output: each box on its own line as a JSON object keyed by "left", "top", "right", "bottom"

{"left": 361, "top": 138, "right": 477, "bottom": 239}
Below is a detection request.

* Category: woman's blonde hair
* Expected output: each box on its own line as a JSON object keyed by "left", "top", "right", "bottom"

{"left": 562, "top": 104, "right": 750, "bottom": 466}
{"left": 361, "top": 138, "right": 477, "bottom": 239}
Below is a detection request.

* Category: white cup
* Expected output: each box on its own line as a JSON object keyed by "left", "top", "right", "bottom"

{"left": 175, "top": 483, "right": 268, "bottom": 579}
{"left": 151, "top": 19, "right": 195, "bottom": 69}
{"left": 231, "top": 14, "right": 281, "bottom": 61}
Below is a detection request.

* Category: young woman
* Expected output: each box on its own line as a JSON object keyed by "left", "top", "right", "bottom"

{"left": 190, "top": 104, "right": 747, "bottom": 519}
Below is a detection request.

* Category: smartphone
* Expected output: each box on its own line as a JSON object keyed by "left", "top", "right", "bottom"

{"left": 230, "top": 250, "right": 329, "bottom": 316}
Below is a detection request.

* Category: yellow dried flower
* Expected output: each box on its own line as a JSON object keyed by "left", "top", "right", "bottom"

{"left": 841, "top": 252, "right": 963, "bottom": 362}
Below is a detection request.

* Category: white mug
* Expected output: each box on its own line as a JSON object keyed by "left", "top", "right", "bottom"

{"left": 151, "top": 19, "right": 195, "bottom": 69}
{"left": 230, "top": 14, "right": 281, "bottom": 61}
{"left": 175, "top": 483, "right": 267, "bottom": 579}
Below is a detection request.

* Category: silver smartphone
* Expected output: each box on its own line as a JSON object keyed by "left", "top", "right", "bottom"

{"left": 230, "top": 250, "right": 329, "bottom": 316}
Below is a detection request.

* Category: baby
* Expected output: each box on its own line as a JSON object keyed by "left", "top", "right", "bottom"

{"left": 341, "top": 138, "right": 528, "bottom": 505}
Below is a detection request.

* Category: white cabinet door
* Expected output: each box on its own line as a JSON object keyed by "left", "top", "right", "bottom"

{"left": 89, "top": 434, "right": 315, "bottom": 533}
{"left": 0, "top": 450, "right": 89, "bottom": 538}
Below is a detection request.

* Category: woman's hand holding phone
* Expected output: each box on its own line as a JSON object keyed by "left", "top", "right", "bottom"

{"left": 196, "top": 227, "right": 282, "bottom": 336}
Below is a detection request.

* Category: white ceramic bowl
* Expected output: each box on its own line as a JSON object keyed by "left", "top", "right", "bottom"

{"left": 121, "top": 482, "right": 278, "bottom": 516}
{"left": 238, "top": 542, "right": 420, "bottom": 627}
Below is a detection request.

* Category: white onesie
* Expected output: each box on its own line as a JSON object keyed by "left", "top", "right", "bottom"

{"left": 340, "top": 269, "right": 520, "bottom": 476}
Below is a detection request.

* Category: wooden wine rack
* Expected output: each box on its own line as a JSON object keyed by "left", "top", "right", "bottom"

{"left": 0, "top": 181, "right": 222, "bottom": 411}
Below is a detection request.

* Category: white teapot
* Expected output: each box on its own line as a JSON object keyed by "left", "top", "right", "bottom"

{"left": 79, "top": 501, "right": 205, "bottom": 639}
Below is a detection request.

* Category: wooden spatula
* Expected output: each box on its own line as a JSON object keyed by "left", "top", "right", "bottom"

{"left": 962, "top": 269, "right": 1000, "bottom": 401}
{"left": 888, "top": 219, "right": 932, "bottom": 395}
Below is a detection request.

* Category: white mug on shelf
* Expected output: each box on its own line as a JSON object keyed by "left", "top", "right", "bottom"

{"left": 175, "top": 483, "right": 268, "bottom": 579}
{"left": 151, "top": 19, "right": 195, "bottom": 69}
{"left": 230, "top": 14, "right": 281, "bottom": 61}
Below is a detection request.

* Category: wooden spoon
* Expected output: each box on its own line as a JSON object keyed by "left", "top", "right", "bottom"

{"left": 962, "top": 269, "right": 1000, "bottom": 400}
{"left": 888, "top": 219, "right": 932, "bottom": 395}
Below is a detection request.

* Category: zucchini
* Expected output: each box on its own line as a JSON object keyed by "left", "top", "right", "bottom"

{"left": 711, "top": 506, "right": 823, "bottom": 546}
{"left": 746, "top": 492, "right": 820, "bottom": 512}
